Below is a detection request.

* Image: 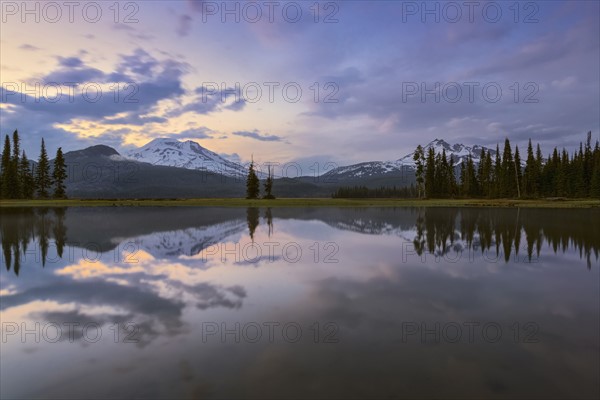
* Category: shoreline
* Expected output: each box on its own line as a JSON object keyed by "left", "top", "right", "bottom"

{"left": 1, "top": 198, "right": 599, "bottom": 208}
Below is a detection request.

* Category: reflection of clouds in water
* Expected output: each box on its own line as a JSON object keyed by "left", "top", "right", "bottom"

{"left": 1, "top": 207, "right": 598, "bottom": 398}
{"left": 231, "top": 257, "right": 598, "bottom": 399}
{"left": 2, "top": 251, "right": 248, "bottom": 347}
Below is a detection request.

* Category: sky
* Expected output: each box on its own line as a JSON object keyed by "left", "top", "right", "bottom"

{"left": 1, "top": 0, "right": 599, "bottom": 168}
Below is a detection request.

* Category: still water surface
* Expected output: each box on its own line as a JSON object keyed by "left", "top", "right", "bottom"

{"left": 1, "top": 207, "right": 598, "bottom": 399}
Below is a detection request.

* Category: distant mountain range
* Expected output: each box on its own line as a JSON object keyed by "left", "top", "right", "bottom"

{"left": 321, "top": 139, "right": 497, "bottom": 182}
{"left": 58, "top": 138, "right": 497, "bottom": 198}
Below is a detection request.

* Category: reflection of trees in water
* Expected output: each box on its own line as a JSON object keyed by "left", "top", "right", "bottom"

{"left": 2, "top": 207, "right": 598, "bottom": 274}
{"left": 264, "top": 208, "right": 273, "bottom": 237}
{"left": 246, "top": 207, "right": 259, "bottom": 241}
{"left": 412, "top": 208, "right": 599, "bottom": 268}
{"left": 1, "top": 207, "right": 67, "bottom": 275}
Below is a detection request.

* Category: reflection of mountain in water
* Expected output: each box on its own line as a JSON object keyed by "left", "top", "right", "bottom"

{"left": 1, "top": 207, "right": 599, "bottom": 274}
{"left": 128, "top": 219, "right": 246, "bottom": 258}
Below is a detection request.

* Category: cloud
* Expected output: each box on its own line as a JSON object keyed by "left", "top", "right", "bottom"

{"left": 232, "top": 130, "right": 284, "bottom": 142}
{"left": 0, "top": 49, "right": 189, "bottom": 154}
{"left": 177, "top": 15, "right": 193, "bottom": 36}
{"left": 177, "top": 127, "right": 214, "bottom": 139}
{"left": 19, "top": 44, "right": 40, "bottom": 51}
{"left": 168, "top": 85, "right": 247, "bottom": 117}
{"left": 58, "top": 56, "right": 84, "bottom": 68}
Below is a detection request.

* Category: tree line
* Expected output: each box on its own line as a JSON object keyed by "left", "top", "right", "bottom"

{"left": 413, "top": 133, "right": 600, "bottom": 199}
{"left": 0, "top": 130, "right": 68, "bottom": 200}
{"left": 332, "top": 185, "right": 418, "bottom": 198}
{"left": 411, "top": 207, "right": 598, "bottom": 268}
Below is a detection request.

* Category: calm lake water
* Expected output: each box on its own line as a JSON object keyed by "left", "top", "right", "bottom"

{"left": 1, "top": 207, "right": 598, "bottom": 399}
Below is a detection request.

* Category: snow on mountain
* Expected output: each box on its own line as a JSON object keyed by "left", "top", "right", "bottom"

{"left": 121, "top": 219, "right": 247, "bottom": 262}
{"left": 397, "top": 139, "right": 496, "bottom": 167}
{"left": 322, "top": 139, "right": 497, "bottom": 180}
{"left": 126, "top": 138, "right": 246, "bottom": 178}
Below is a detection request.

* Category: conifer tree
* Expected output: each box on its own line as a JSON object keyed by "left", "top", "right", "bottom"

{"left": 19, "top": 151, "right": 35, "bottom": 199}
{"left": 523, "top": 139, "right": 537, "bottom": 197}
{"left": 10, "top": 130, "right": 21, "bottom": 198}
{"left": 263, "top": 164, "right": 275, "bottom": 199}
{"left": 514, "top": 145, "right": 522, "bottom": 198}
{"left": 501, "top": 138, "right": 516, "bottom": 197}
{"left": 492, "top": 144, "right": 501, "bottom": 198}
{"left": 437, "top": 149, "right": 449, "bottom": 197}
{"left": 413, "top": 145, "right": 425, "bottom": 198}
{"left": 466, "top": 154, "right": 478, "bottom": 197}
{"left": 52, "top": 147, "right": 67, "bottom": 199}
{"left": 591, "top": 146, "right": 600, "bottom": 198}
{"left": 425, "top": 147, "right": 436, "bottom": 198}
{"left": 35, "top": 139, "right": 51, "bottom": 199}
{"left": 246, "top": 158, "right": 260, "bottom": 199}
{"left": 0, "top": 135, "right": 10, "bottom": 198}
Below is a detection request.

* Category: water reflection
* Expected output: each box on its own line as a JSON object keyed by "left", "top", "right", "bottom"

{"left": 1, "top": 208, "right": 68, "bottom": 274}
{"left": 2, "top": 207, "right": 599, "bottom": 273}
{"left": 0, "top": 206, "right": 598, "bottom": 399}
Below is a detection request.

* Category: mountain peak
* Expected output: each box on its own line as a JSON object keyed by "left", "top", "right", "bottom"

{"left": 397, "top": 139, "right": 496, "bottom": 167}
{"left": 126, "top": 137, "right": 245, "bottom": 178}
{"left": 65, "top": 145, "right": 119, "bottom": 158}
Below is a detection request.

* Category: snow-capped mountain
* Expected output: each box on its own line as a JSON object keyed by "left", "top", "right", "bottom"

{"left": 322, "top": 139, "right": 497, "bottom": 181}
{"left": 397, "top": 139, "right": 496, "bottom": 167}
{"left": 126, "top": 138, "right": 246, "bottom": 178}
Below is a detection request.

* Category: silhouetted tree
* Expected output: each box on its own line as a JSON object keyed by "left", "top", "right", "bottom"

{"left": 19, "top": 151, "right": 35, "bottom": 199}
{"left": 11, "top": 130, "right": 21, "bottom": 198}
{"left": 425, "top": 147, "right": 436, "bottom": 198}
{"left": 413, "top": 145, "right": 425, "bottom": 198}
{"left": 35, "top": 139, "right": 51, "bottom": 199}
{"left": 246, "top": 159, "right": 260, "bottom": 199}
{"left": 0, "top": 135, "right": 11, "bottom": 198}
{"left": 52, "top": 147, "right": 67, "bottom": 199}
{"left": 263, "top": 164, "right": 275, "bottom": 199}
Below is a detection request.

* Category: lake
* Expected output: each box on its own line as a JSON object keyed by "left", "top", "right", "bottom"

{"left": 1, "top": 207, "right": 598, "bottom": 399}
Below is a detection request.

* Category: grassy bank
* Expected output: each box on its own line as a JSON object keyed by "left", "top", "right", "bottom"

{"left": 1, "top": 198, "right": 599, "bottom": 208}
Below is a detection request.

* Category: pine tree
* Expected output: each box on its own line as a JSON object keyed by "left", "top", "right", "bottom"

{"left": 11, "top": 130, "right": 21, "bottom": 198}
{"left": 263, "top": 164, "right": 275, "bottom": 199}
{"left": 413, "top": 145, "right": 425, "bottom": 199}
{"left": 514, "top": 145, "right": 522, "bottom": 198}
{"left": 425, "top": 147, "right": 436, "bottom": 198}
{"left": 501, "top": 138, "right": 516, "bottom": 197}
{"left": 523, "top": 139, "right": 537, "bottom": 198}
{"left": 583, "top": 131, "right": 593, "bottom": 195}
{"left": 591, "top": 142, "right": 600, "bottom": 198}
{"left": 246, "top": 159, "right": 260, "bottom": 199}
{"left": 52, "top": 147, "right": 67, "bottom": 199}
{"left": 35, "top": 139, "right": 51, "bottom": 199}
{"left": 0, "top": 135, "right": 10, "bottom": 198}
{"left": 19, "top": 151, "right": 35, "bottom": 199}
{"left": 492, "top": 144, "right": 501, "bottom": 198}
